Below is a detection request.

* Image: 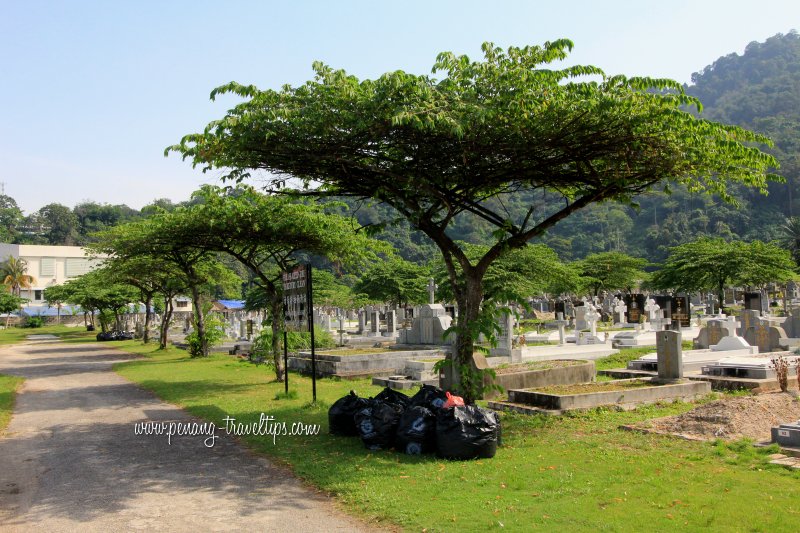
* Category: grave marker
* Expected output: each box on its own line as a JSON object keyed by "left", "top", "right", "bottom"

{"left": 656, "top": 330, "right": 683, "bottom": 380}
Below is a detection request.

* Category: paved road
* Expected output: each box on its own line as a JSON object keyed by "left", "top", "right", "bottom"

{"left": 0, "top": 340, "right": 382, "bottom": 532}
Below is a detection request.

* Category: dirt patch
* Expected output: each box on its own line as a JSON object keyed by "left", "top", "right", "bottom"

{"left": 634, "top": 391, "right": 800, "bottom": 442}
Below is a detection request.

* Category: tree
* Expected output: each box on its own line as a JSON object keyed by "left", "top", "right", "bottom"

{"left": 575, "top": 252, "right": 649, "bottom": 297}
{"left": 1, "top": 256, "right": 35, "bottom": 297}
{"left": 650, "top": 238, "right": 796, "bottom": 308}
{"left": 111, "top": 186, "right": 384, "bottom": 376}
{"left": 780, "top": 216, "right": 800, "bottom": 266}
{"left": 0, "top": 292, "right": 25, "bottom": 327}
{"left": 353, "top": 257, "right": 430, "bottom": 308}
{"left": 0, "top": 195, "right": 24, "bottom": 243}
{"left": 170, "top": 40, "right": 779, "bottom": 402}
{"left": 36, "top": 203, "right": 79, "bottom": 245}
{"left": 53, "top": 269, "right": 139, "bottom": 332}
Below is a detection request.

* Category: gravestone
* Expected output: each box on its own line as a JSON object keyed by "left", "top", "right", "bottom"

{"left": 670, "top": 296, "right": 690, "bottom": 328}
{"left": 490, "top": 310, "right": 522, "bottom": 362}
{"left": 693, "top": 319, "right": 729, "bottom": 349}
{"left": 398, "top": 304, "right": 453, "bottom": 345}
{"left": 427, "top": 278, "right": 438, "bottom": 304}
{"left": 650, "top": 309, "right": 671, "bottom": 332}
{"left": 656, "top": 330, "right": 683, "bottom": 380}
{"left": 782, "top": 307, "right": 800, "bottom": 338}
{"left": 744, "top": 320, "right": 787, "bottom": 353}
{"left": 368, "top": 310, "right": 380, "bottom": 337}
{"left": 745, "top": 291, "right": 769, "bottom": 314}
{"left": 444, "top": 305, "right": 457, "bottom": 320}
{"left": 585, "top": 304, "right": 601, "bottom": 339}
{"left": 384, "top": 310, "right": 397, "bottom": 337}
{"left": 739, "top": 309, "right": 761, "bottom": 337}
{"left": 575, "top": 305, "right": 588, "bottom": 331}
{"left": 625, "top": 294, "right": 645, "bottom": 323}
{"left": 357, "top": 311, "right": 366, "bottom": 334}
{"left": 554, "top": 300, "right": 566, "bottom": 317}
{"left": 614, "top": 300, "right": 627, "bottom": 326}
{"left": 553, "top": 312, "right": 569, "bottom": 345}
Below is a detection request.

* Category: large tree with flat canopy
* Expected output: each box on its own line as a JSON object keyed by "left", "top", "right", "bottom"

{"left": 169, "top": 40, "right": 780, "bottom": 402}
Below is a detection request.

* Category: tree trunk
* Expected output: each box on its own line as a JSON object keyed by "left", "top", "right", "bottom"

{"left": 269, "top": 293, "right": 285, "bottom": 381}
{"left": 445, "top": 271, "right": 485, "bottom": 404}
{"left": 143, "top": 294, "right": 152, "bottom": 344}
{"left": 189, "top": 283, "right": 208, "bottom": 357}
{"left": 160, "top": 297, "right": 174, "bottom": 350}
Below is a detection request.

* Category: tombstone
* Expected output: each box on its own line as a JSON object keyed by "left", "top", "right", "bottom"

{"left": 783, "top": 307, "right": 800, "bottom": 338}
{"left": 644, "top": 297, "right": 660, "bottom": 326}
{"left": 693, "top": 319, "right": 729, "bottom": 349}
{"left": 384, "top": 310, "right": 397, "bottom": 337}
{"left": 650, "top": 309, "right": 672, "bottom": 332}
{"left": 614, "top": 300, "right": 627, "bottom": 326}
{"left": 240, "top": 321, "right": 248, "bottom": 340}
{"left": 584, "top": 304, "right": 601, "bottom": 339}
{"left": 656, "top": 330, "right": 683, "bottom": 380}
{"left": 554, "top": 300, "right": 566, "bottom": 317}
{"left": 337, "top": 316, "right": 347, "bottom": 345}
{"left": 321, "top": 314, "right": 332, "bottom": 332}
{"left": 444, "top": 305, "right": 457, "bottom": 320}
{"left": 744, "top": 320, "right": 788, "bottom": 353}
{"left": 553, "top": 312, "right": 569, "bottom": 345}
{"left": 427, "top": 278, "right": 438, "bottom": 304}
{"left": 670, "top": 296, "right": 691, "bottom": 328}
{"left": 739, "top": 309, "right": 761, "bottom": 337}
{"left": 625, "top": 294, "right": 645, "bottom": 324}
{"left": 575, "top": 305, "right": 588, "bottom": 331}
{"left": 745, "top": 291, "right": 769, "bottom": 314}
{"left": 369, "top": 310, "right": 380, "bottom": 337}
{"left": 491, "top": 310, "right": 522, "bottom": 362}
{"left": 788, "top": 280, "right": 800, "bottom": 301}
{"left": 398, "top": 303, "right": 453, "bottom": 345}
{"left": 564, "top": 299, "right": 575, "bottom": 319}
{"left": 357, "top": 311, "right": 366, "bottom": 334}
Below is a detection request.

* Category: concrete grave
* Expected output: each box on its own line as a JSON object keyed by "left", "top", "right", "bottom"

{"left": 397, "top": 304, "right": 453, "bottom": 345}
{"left": 702, "top": 353, "right": 800, "bottom": 379}
{"left": 368, "top": 310, "right": 381, "bottom": 337}
{"left": 383, "top": 310, "right": 398, "bottom": 337}
{"left": 739, "top": 310, "right": 761, "bottom": 337}
{"left": 490, "top": 310, "right": 522, "bottom": 362}
{"left": 772, "top": 421, "right": 800, "bottom": 448}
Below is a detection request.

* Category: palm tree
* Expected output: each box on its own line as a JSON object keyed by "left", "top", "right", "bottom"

{"left": 780, "top": 216, "right": 800, "bottom": 266}
{"left": 1, "top": 256, "right": 36, "bottom": 297}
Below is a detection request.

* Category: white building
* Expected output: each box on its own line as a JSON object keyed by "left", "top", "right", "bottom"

{"left": 0, "top": 243, "right": 103, "bottom": 308}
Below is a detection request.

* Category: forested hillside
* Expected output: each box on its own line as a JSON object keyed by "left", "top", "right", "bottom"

{"left": 3, "top": 32, "right": 799, "bottom": 265}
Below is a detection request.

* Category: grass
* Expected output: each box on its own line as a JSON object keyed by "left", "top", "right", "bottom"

{"left": 112, "top": 342, "right": 800, "bottom": 532}
{"left": 0, "top": 324, "right": 98, "bottom": 346}
{"left": 530, "top": 379, "right": 654, "bottom": 395}
{"left": 0, "top": 373, "right": 24, "bottom": 435}
{"left": 594, "top": 341, "right": 694, "bottom": 372}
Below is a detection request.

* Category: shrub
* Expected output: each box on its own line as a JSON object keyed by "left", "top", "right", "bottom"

{"left": 23, "top": 316, "right": 44, "bottom": 328}
{"left": 186, "top": 314, "right": 226, "bottom": 357}
{"left": 771, "top": 354, "right": 790, "bottom": 392}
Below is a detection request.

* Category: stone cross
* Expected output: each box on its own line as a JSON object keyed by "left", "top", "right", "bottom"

{"left": 725, "top": 316, "right": 739, "bottom": 338}
{"left": 427, "top": 278, "right": 438, "bottom": 305}
{"left": 614, "top": 300, "right": 627, "bottom": 324}
{"left": 584, "top": 304, "right": 601, "bottom": 338}
{"left": 553, "top": 312, "right": 569, "bottom": 345}
{"left": 644, "top": 298, "right": 660, "bottom": 321}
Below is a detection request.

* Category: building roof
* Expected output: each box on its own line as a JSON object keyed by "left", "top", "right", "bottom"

{"left": 216, "top": 299, "right": 246, "bottom": 310}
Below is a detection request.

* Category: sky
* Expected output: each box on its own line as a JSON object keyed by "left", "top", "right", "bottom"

{"left": 1, "top": 0, "right": 799, "bottom": 215}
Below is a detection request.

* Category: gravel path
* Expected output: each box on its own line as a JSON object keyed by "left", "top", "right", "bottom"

{"left": 0, "top": 340, "right": 383, "bottom": 532}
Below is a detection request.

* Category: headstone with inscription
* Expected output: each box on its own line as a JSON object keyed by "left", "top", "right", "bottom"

{"left": 656, "top": 330, "right": 683, "bottom": 380}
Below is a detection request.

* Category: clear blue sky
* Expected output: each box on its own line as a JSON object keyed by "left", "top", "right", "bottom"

{"left": 2, "top": 0, "right": 798, "bottom": 214}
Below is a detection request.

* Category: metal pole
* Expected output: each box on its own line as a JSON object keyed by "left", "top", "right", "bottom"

{"left": 283, "top": 329, "right": 289, "bottom": 394}
{"left": 306, "top": 264, "right": 317, "bottom": 403}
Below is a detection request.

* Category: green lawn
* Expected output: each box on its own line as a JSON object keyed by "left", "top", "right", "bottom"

{"left": 0, "top": 324, "right": 98, "bottom": 346}
{"left": 0, "top": 373, "right": 24, "bottom": 434}
{"left": 113, "top": 343, "right": 800, "bottom": 532}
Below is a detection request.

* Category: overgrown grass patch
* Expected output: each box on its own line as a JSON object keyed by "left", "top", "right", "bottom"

{"left": 594, "top": 341, "right": 694, "bottom": 372}
{"left": 0, "top": 373, "right": 24, "bottom": 434}
{"left": 113, "top": 343, "right": 800, "bottom": 532}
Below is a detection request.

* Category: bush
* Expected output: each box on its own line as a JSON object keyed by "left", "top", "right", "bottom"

{"left": 23, "top": 316, "right": 44, "bottom": 328}
{"left": 186, "top": 314, "right": 226, "bottom": 357}
{"left": 253, "top": 327, "right": 335, "bottom": 356}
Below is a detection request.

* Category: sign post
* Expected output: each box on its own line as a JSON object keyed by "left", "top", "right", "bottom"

{"left": 282, "top": 264, "right": 316, "bottom": 403}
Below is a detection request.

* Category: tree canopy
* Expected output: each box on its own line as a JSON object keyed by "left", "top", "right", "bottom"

{"left": 169, "top": 39, "right": 780, "bottom": 401}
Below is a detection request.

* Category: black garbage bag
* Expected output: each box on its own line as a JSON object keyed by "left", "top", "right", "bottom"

{"left": 396, "top": 405, "right": 437, "bottom": 455}
{"left": 435, "top": 405, "right": 501, "bottom": 460}
{"left": 354, "top": 400, "right": 404, "bottom": 450}
{"left": 374, "top": 387, "right": 411, "bottom": 409}
{"left": 409, "top": 384, "right": 447, "bottom": 410}
{"left": 328, "top": 390, "right": 370, "bottom": 436}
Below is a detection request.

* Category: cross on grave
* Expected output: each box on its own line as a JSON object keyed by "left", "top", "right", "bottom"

{"left": 584, "top": 304, "right": 601, "bottom": 338}
{"left": 427, "top": 278, "right": 438, "bottom": 305}
{"left": 644, "top": 298, "right": 660, "bottom": 321}
{"left": 725, "top": 316, "right": 739, "bottom": 338}
{"left": 614, "top": 300, "right": 627, "bottom": 325}
{"left": 553, "top": 312, "right": 569, "bottom": 345}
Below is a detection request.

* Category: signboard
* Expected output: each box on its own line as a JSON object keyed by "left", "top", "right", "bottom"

{"left": 282, "top": 264, "right": 317, "bottom": 402}
{"left": 282, "top": 265, "right": 309, "bottom": 329}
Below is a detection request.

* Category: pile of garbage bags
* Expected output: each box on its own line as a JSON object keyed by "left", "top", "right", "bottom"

{"left": 328, "top": 385, "right": 500, "bottom": 460}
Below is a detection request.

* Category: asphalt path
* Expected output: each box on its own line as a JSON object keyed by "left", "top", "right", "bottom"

{"left": 0, "top": 340, "right": 383, "bottom": 532}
